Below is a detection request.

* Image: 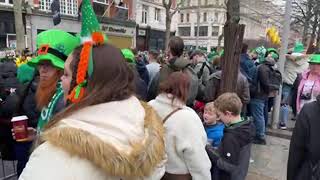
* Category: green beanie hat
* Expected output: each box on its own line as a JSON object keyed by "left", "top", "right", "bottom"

{"left": 17, "top": 63, "right": 35, "bottom": 84}
{"left": 309, "top": 54, "right": 320, "bottom": 64}
{"left": 255, "top": 46, "right": 267, "bottom": 63}
{"left": 267, "top": 48, "right": 279, "bottom": 60}
{"left": 293, "top": 42, "right": 304, "bottom": 53}
{"left": 28, "top": 29, "right": 80, "bottom": 69}
{"left": 121, "top": 49, "right": 135, "bottom": 64}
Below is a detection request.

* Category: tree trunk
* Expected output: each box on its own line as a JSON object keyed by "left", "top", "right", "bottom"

{"left": 165, "top": 10, "right": 171, "bottom": 50}
{"left": 220, "top": 0, "right": 243, "bottom": 94}
{"left": 13, "top": 0, "right": 25, "bottom": 52}
{"left": 302, "top": 0, "right": 313, "bottom": 45}
{"left": 220, "top": 23, "right": 245, "bottom": 93}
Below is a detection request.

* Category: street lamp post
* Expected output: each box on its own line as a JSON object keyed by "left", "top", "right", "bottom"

{"left": 271, "top": 0, "right": 292, "bottom": 129}
{"left": 196, "top": 0, "right": 200, "bottom": 49}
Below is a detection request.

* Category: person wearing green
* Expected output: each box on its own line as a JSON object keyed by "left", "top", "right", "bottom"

{"left": 27, "top": 29, "right": 80, "bottom": 134}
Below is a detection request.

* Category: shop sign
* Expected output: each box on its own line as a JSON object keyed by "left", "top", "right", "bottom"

{"left": 138, "top": 30, "right": 146, "bottom": 36}
{"left": 101, "top": 24, "right": 134, "bottom": 36}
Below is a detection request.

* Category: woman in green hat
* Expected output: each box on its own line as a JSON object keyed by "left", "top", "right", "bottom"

{"left": 293, "top": 53, "right": 320, "bottom": 114}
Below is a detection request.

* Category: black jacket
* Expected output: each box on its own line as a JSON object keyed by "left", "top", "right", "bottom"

{"left": 287, "top": 95, "right": 320, "bottom": 180}
{"left": 207, "top": 120, "right": 255, "bottom": 180}
{"left": 136, "top": 59, "right": 150, "bottom": 86}
{"left": 252, "top": 61, "right": 274, "bottom": 100}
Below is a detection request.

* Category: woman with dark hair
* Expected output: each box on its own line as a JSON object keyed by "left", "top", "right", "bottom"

{"left": 149, "top": 71, "right": 211, "bottom": 180}
{"left": 19, "top": 43, "right": 166, "bottom": 180}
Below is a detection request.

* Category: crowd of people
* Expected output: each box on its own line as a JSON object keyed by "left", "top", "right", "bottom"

{"left": 1, "top": 1, "right": 320, "bottom": 180}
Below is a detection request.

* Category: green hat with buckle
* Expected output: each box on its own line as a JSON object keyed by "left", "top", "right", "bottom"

{"left": 309, "top": 54, "right": 320, "bottom": 64}
{"left": 28, "top": 29, "right": 80, "bottom": 69}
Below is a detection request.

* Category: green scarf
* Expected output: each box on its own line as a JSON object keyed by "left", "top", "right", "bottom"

{"left": 37, "top": 83, "right": 64, "bottom": 134}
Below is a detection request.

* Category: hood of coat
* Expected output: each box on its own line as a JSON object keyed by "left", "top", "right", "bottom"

{"left": 42, "top": 96, "right": 165, "bottom": 178}
{"left": 168, "top": 56, "right": 191, "bottom": 71}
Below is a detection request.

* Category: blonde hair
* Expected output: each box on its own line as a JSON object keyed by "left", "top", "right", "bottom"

{"left": 205, "top": 102, "right": 215, "bottom": 112}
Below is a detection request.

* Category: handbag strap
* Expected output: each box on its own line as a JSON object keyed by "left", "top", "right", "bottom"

{"left": 163, "top": 108, "right": 182, "bottom": 124}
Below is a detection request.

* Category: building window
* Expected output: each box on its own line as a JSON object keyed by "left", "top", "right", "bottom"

{"left": 180, "top": 13, "right": 184, "bottom": 23}
{"left": 186, "top": 13, "right": 190, "bottom": 22}
{"left": 40, "top": 0, "right": 77, "bottom": 16}
{"left": 216, "top": 0, "right": 219, "bottom": 5}
{"left": 214, "top": 12, "right": 219, "bottom": 22}
{"left": 203, "top": 12, "right": 207, "bottom": 22}
{"left": 178, "top": 27, "right": 191, "bottom": 36}
{"left": 0, "top": 0, "right": 12, "bottom": 5}
{"left": 212, "top": 26, "right": 219, "bottom": 36}
{"left": 155, "top": 8, "right": 160, "bottom": 21}
{"left": 194, "top": 26, "right": 208, "bottom": 36}
{"left": 142, "top": 5, "right": 148, "bottom": 24}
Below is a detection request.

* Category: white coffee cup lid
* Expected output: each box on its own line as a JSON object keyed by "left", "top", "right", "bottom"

{"left": 11, "top": 115, "right": 28, "bottom": 122}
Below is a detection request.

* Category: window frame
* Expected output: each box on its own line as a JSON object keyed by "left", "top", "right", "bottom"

{"left": 212, "top": 26, "right": 220, "bottom": 36}
{"left": 142, "top": 5, "right": 148, "bottom": 24}
{"left": 0, "top": 0, "right": 13, "bottom": 6}
{"left": 178, "top": 26, "right": 191, "bottom": 36}
{"left": 40, "top": 0, "right": 78, "bottom": 16}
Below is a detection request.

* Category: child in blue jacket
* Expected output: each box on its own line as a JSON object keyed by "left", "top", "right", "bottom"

{"left": 203, "top": 102, "right": 225, "bottom": 148}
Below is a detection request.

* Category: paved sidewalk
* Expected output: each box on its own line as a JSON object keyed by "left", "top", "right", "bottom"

{"left": 247, "top": 136, "right": 290, "bottom": 180}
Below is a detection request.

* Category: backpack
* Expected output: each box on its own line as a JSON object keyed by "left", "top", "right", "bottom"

{"left": 267, "top": 66, "right": 282, "bottom": 92}
{"left": 248, "top": 64, "right": 282, "bottom": 95}
{"left": 197, "top": 62, "right": 213, "bottom": 79}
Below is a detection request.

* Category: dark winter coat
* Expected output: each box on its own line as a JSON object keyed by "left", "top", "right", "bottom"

{"left": 203, "top": 71, "right": 250, "bottom": 112}
{"left": 207, "top": 120, "right": 254, "bottom": 180}
{"left": 287, "top": 95, "right": 320, "bottom": 180}
{"left": 136, "top": 59, "right": 150, "bottom": 86}
{"left": 128, "top": 63, "right": 148, "bottom": 101}
{"left": 240, "top": 53, "right": 255, "bottom": 80}
{"left": 252, "top": 61, "right": 275, "bottom": 100}
{"left": 147, "top": 57, "right": 199, "bottom": 105}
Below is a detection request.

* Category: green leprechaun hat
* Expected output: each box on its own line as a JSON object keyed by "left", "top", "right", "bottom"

{"left": 121, "top": 48, "right": 135, "bottom": 64}
{"left": 28, "top": 29, "right": 80, "bottom": 69}
{"left": 68, "top": 0, "right": 107, "bottom": 103}
{"left": 309, "top": 54, "right": 320, "bottom": 64}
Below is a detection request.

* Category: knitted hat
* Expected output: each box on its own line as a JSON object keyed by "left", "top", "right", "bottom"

{"left": 67, "top": 0, "right": 107, "bottom": 103}
{"left": 121, "top": 49, "right": 135, "bottom": 64}
{"left": 255, "top": 46, "right": 267, "bottom": 63}
{"left": 293, "top": 42, "right": 304, "bottom": 53}
{"left": 267, "top": 48, "right": 279, "bottom": 60}
{"left": 28, "top": 29, "right": 80, "bottom": 69}
{"left": 309, "top": 54, "right": 320, "bottom": 64}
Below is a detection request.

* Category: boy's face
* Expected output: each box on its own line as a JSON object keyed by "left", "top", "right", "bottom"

{"left": 216, "top": 110, "right": 233, "bottom": 124}
{"left": 203, "top": 108, "right": 219, "bottom": 125}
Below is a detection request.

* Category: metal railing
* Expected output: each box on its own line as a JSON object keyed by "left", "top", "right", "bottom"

{"left": 0, "top": 152, "right": 17, "bottom": 180}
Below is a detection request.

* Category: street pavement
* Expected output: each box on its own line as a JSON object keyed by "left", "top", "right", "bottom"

{"left": 0, "top": 160, "right": 17, "bottom": 180}
{"left": 247, "top": 135, "right": 290, "bottom": 180}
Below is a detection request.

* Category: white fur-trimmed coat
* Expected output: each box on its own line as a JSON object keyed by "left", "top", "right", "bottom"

{"left": 20, "top": 96, "right": 166, "bottom": 180}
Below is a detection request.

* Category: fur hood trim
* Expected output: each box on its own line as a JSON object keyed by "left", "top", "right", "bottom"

{"left": 42, "top": 102, "right": 165, "bottom": 178}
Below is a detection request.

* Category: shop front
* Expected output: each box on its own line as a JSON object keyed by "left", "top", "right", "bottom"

{"left": 101, "top": 23, "right": 135, "bottom": 49}
{"left": 0, "top": 10, "right": 27, "bottom": 49}
{"left": 28, "top": 11, "right": 136, "bottom": 51}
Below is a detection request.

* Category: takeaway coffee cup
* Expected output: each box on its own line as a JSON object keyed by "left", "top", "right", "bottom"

{"left": 11, "top": 116, "right": 28, "bottom": 142}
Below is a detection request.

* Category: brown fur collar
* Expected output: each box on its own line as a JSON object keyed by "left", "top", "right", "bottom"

{"left": 42, "top": 102, "right": 165, "bottom": 178}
